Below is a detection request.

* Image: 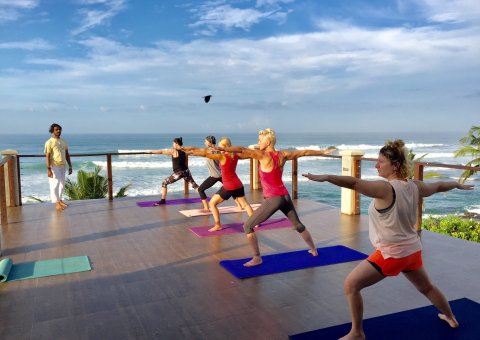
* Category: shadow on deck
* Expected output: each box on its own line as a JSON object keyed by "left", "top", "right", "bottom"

{"left": 1, "top": 191, "right": 479, "bottom": 339}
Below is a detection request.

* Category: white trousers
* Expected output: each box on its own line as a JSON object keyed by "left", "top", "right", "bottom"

{"left": 49, "top": 165, "right": 66, "bottom": 203}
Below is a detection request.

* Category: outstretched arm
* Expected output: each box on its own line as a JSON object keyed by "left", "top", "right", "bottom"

{"left": 414, "top": 180, "right": 474, "bottom": 198}
{"left": 302, "top": 173, "right": 392, "bottom": 199}
{"left": 148, "top": 149, "right": 173, "bottom": 155}
{"left": 283, "top": 148, "right": 336, "bottom": 161}
{"left": 220, "top": 145, "right": 265, "bottom": 160}
{"left": 184, "top": 147, "right": 223, "bottom": 161}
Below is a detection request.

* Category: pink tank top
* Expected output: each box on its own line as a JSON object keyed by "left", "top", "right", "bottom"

{"left": 259, "top": 151, "right": 289, "bottom": 198}
{"left": 220, "top": 153, "right": 243, "bottom": 190}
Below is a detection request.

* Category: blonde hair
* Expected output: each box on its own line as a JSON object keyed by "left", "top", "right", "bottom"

{"left": 259, "top": 128, "right": 276, "bottom": 146}
{"left": 379, "top": 139, "right": 411, "bottom": 179}
{"left": 218, "top": 137, "right": 231, "bottom": 149}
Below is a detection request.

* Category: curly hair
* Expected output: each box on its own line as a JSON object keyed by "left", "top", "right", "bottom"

{"left": 259, "top": 128, "right": 276, "bottom": 146}
{"left": 379, "top": 139, "right": 411, "bottom": 179}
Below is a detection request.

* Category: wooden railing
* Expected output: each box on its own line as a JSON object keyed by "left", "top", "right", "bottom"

{"left": 1, "top": 152, "right": 478, "bottom": 230}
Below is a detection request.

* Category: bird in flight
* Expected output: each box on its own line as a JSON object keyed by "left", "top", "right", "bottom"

{"left": 203, "top": 95, "right": 212, "bottom": 103}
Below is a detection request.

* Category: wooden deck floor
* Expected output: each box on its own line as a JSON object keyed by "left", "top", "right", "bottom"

{"left": 1, "top": 191, "right": 479, "bottom": 340}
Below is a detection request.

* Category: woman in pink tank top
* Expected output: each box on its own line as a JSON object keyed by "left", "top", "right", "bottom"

{"left": 304, "top": 139, "right": 473, "bottom": 339}
{"left": 220, "top": 128, "right": 336, "bottom": 267}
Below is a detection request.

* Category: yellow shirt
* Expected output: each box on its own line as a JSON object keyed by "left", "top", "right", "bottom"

{"left": 44, "top": 137, "right": 68, "bottom": 166}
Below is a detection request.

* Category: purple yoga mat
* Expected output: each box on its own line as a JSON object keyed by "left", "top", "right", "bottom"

{"left": 189, "top": 217, "right": 292, "bottom": 237}
{"left": 136, "top": 197, "right": 204, "bottom": 207}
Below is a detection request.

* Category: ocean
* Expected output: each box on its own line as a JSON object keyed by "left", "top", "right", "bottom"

{"left": 1, "top": 131, "right": 478, "bottom": 216}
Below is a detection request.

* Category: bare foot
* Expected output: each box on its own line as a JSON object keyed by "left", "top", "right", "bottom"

{"left": 55, "top": 202, "right": 65, "bottom": 210}
{"left": 208, "top": 224, "right": 222, "bottom": 232}
{"left": 200, "top": 208, "right": 210, "bottom": 213}
{"left": 438, "top": 313, "right": 459, "bottom": 328}
{"left": 338, "top": 330, "right": 365, "bottom": 340}
{"left": 309, "top": 249, "right": 318, "bottom": 256}
{"left": 59, "top": 201, "right": 69, "bottom": 207}
{"left": 243, "top": 256, "right": 262, "bottom": 267}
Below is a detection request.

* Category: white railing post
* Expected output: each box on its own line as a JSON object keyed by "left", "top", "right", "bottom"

{"left": 340, "top": 150, "right": 365, "bottom": 215}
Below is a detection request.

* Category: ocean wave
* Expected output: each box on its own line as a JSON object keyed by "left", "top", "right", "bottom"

{"left": 92, "top": 158, "right": 226, "bottom": 169}
{"left": 336, "top": 143, "right": 445, "bottom": 152}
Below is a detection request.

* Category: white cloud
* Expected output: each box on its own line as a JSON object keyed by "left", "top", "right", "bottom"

{"left": 0, "top": 38, "right": 54, "bottom": 50}
{"left": 72, "top": 0, "right": 126, "bottom": 35}
{"left": 190, "top": 1, "right": 291, "bottom": 35}
{"left": 0, "top": 0, "right": 39, "bottom": 8}
{"left": 0, "top": 0, "right": 39, "bottom": 22}
{"left": 419, "top": 0, "right": 480, "bottom": 23}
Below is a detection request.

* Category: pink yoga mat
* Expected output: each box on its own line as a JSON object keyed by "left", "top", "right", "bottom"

{"left": 136, "top": 197, "right": 204, "bottom": 207}
{"left": 179, "top": 203, "right": 261, "bottom": 217}
{"left": 189, "top": 217, "right": 292, "bottom": 237}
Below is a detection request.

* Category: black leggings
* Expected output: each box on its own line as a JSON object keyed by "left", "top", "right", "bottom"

{"left": 243, "top": 194, "right": 306, "bottom": 234}
{"left": 197, "top": 176, "right": 222, "bottom": 200}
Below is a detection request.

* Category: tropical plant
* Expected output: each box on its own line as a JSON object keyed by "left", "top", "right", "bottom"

{"left": 65, "top": 165, "right": 131, "bottom": 200}
{"left": 407, "top": 149, "right": 442, "bottom": 179}
{"left": 454, "top": 125, "right": 480, "bottom": 183}
{"left": 422, "top": 215, "right": 480, "bottom": 243}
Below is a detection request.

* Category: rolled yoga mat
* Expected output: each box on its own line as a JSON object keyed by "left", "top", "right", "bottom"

{"left": 219, "top": 245, "right": 368, "bottom": 279}
{"left": 0, "top": 256, "right": 91, "bottom": 282}
{"left": 289, "top": 298, "right": 479, "bottom": 340}
{"left": 190, "top": 217, "right": 292, "bottom": 237}
{"left": 136, "top": 197, "right": 205, "bottom": 207}
{"left": 180, "top": 203, "right": 261, "bottom": 217}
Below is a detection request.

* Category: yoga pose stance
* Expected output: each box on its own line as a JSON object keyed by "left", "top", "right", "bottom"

{"left": 185, "top": 137, "right": 254, "bottom": 232}
{"left": 149, "top": 137, "right": 199, "bottom": 205}
{"left": 303, "top": 139, "right": 473, "bottom": 340}
{"left": 220, "top": 128, "right": 336, "bottom": 267}
{"left": 44, "top": 123, "right": 72, "bottom": 210}
{"left": 183, "top": 135, "right": 241, "bottom": 212}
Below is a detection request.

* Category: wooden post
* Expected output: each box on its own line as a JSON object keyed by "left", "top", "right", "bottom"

{"left": 414, "top": 162, "right": 424, "bottom": 232}
{"left": 184, "top": 155, "right": 189, "bottom": 194}
{"left": 7, "top": 158, "right": 15, "bottom": 207}
{"left": 0, "top": 166, "right": 7, "bottom": 226}
{"left": 248, "top": 145, "right": 261, "bottom": 191}
{"left": 107, "top": 154, "right": 113, "bottom": 200}
{"left": 292, "top": 158, "right": 298, "bottom": 199}
{"left": 16, "top": 156, "right": 22, "bottom": 206}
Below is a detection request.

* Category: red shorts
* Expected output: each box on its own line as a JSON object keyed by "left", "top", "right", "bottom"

{"left": 367, "top": 249, "right": 423, "bottom": 277}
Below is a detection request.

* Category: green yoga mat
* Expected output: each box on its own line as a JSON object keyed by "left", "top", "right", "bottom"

{"left": 0, "top": 256, "right": 91, "bottom": 282}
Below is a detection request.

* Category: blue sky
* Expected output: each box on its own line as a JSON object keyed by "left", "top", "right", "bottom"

{"left": 0, "top": 0, "right": 479, "bottom": 134}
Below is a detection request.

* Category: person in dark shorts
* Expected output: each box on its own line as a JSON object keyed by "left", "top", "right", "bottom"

{"left": 185, "top": 137, "right": 254, "bottom": 231}
{"left": 149, "top": 137, "right": 199, "bottom": 205}
{"left": 219, "top": 128, "right": 336, "bottom": 267}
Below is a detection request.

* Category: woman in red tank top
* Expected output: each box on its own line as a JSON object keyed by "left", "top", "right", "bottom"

{"left": 184, "top": 137, "right": 254, "bottom": 232}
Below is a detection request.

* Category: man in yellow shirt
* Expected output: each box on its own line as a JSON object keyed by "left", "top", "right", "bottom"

{"left": 44, "top": 123, "right": 72, "bottom": 210}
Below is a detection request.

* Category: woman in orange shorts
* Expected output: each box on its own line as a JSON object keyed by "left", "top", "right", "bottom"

{"left": 304, "top": 139, "right": 473, "bottom": 340}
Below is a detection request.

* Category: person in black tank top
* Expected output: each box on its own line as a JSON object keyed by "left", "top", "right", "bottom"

{"left": 148, "top": 137, "right": 198, "bottom": 205}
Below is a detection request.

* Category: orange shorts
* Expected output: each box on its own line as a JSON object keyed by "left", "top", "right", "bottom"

{"left": 367, "top": 249, "right": 423, "bottom": 277}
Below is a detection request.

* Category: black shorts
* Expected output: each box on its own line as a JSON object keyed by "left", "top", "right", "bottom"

{"left": 216, "top": 186, "right": 245, "bottom": 200}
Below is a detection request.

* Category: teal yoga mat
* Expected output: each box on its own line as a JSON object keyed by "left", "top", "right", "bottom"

{"left": 0, "top": 256, "right": 91, "bottom": 282}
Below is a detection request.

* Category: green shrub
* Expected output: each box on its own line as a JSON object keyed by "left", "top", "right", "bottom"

{"left": 422, "top": 215, "right": 480, "bottom": 243}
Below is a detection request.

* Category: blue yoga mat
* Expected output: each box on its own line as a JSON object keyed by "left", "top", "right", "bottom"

{"left": 290, "top": 298, "right": 479, "bottom": 340}
{"left": 0, "top": 256, "right": 91, "bottom": 282}
{"left": 219, "top": 245, "right": 367, "bottom": 279}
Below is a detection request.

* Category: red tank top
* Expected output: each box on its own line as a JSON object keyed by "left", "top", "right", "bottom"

{"left": 258, "top": 151, "right": 289, "bottom": 198}
{"left": 220, "top": 153, "right": 243, "bottom": 190}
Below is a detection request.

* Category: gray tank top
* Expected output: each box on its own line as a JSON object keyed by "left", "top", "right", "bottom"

{"left": 206, "top": 148, "right": 221, "bottom": 178}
